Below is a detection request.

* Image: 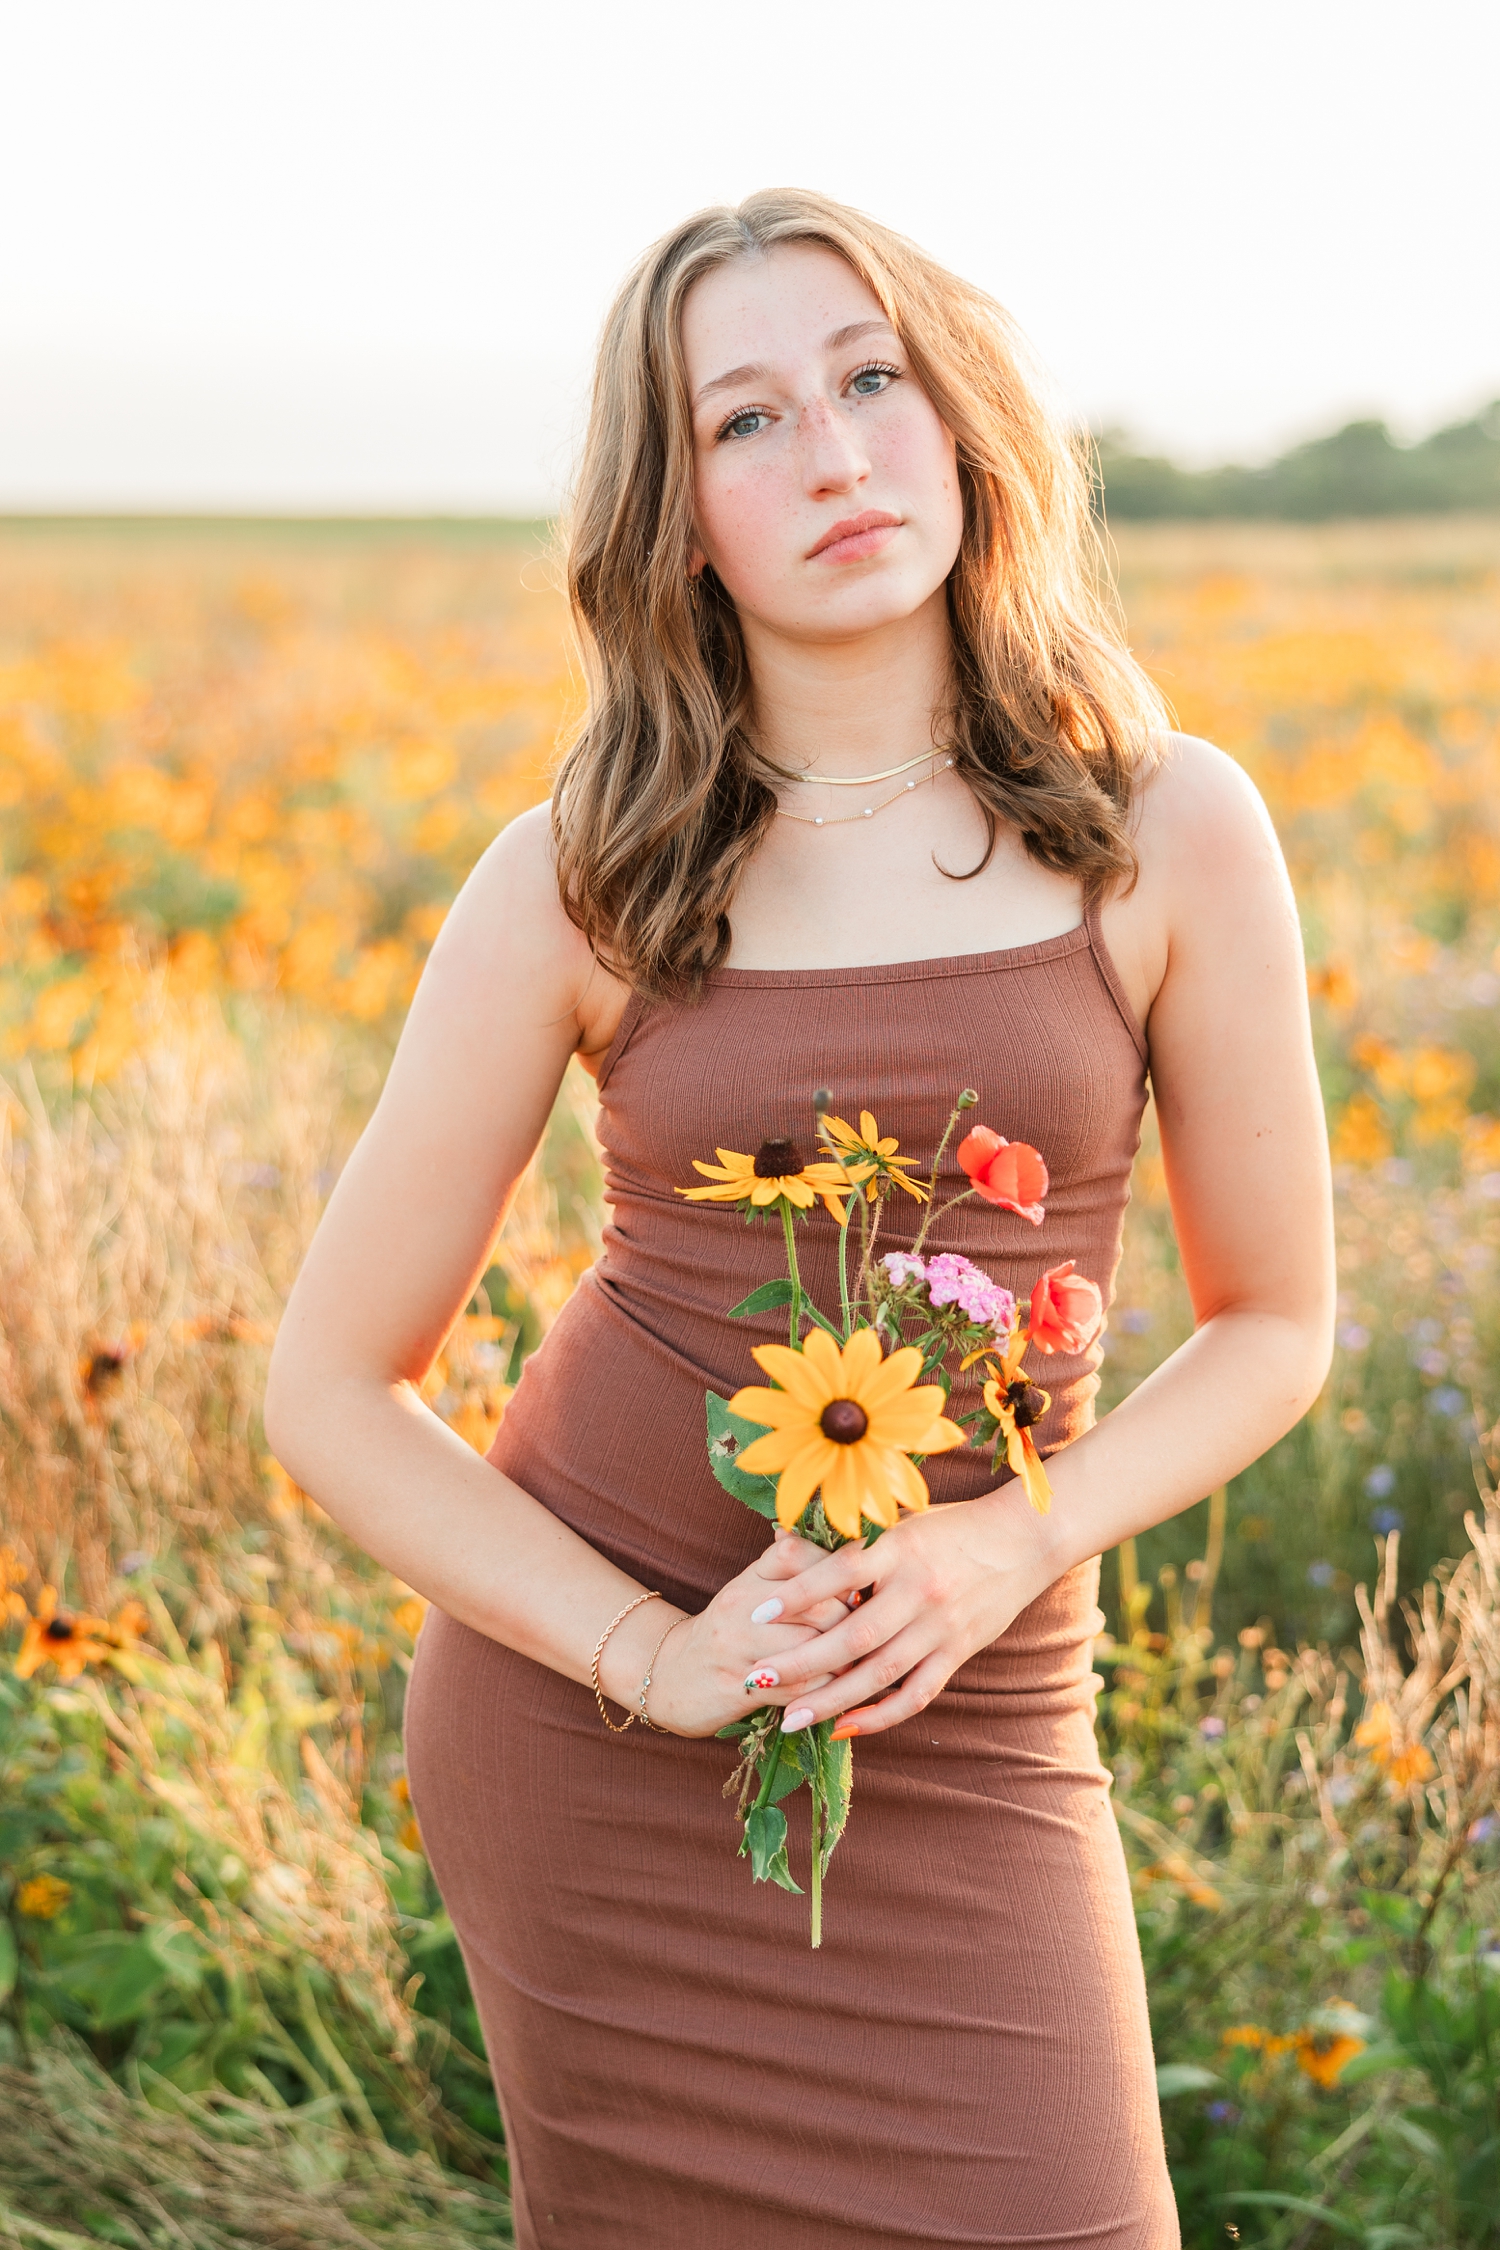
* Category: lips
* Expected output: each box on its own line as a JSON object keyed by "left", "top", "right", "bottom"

{"left": 808, "top": 510, "right": 901, "bottom": 561}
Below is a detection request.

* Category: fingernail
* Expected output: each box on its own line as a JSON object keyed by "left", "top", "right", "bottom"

{"left": 829, "top": 1722, "right": 861, "bottom": 1742}
{"left": 781, "top": 1706, "right": 815, "bottom": 1732}
{"left": 750, "top": 1599, "right": 783, "bottom": 1624}
{"left": 744, "top": 1668, "right": 780, "bottom": 1694}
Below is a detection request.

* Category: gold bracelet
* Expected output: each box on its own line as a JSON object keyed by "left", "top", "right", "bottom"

{"left": 591, "top": 1591, "right": 662, "bottom": 1732}
{"left": 636, "top": 1612, "right": 691, "bottom": 1733}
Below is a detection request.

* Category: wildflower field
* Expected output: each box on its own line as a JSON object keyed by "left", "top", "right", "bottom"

{"left": 2, "top": 513, "right": 1499, "bottom": 2245}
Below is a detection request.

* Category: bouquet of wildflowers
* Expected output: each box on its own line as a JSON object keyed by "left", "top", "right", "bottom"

{"left": 679, "top": 1091, "right": 1103, "bottom": 1944}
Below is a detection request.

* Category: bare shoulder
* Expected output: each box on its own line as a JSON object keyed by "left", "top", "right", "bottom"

{"left": 1102, "top": 735, "right": 1294, "bottom": 1028}
{"left": 1133, "top": 734, "right": 1292, "bottom": 930}
{"left": 424, "top": 802, "right": 629, "bottom": 1061}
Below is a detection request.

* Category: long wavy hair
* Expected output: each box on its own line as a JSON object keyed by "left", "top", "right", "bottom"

{"left": 552, "top": 187, "right": 1169, "bottom": 999}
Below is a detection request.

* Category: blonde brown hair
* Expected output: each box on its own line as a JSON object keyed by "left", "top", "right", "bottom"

{"left": 553, "top": 187, "right": 1168, "bottom": 999}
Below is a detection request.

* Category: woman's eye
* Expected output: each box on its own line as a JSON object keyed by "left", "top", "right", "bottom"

{"left": 719, "top": 408, "right": 770, "bottom": 442}
{"left": 849, "top": 364, "right": 898, "bottom": 398}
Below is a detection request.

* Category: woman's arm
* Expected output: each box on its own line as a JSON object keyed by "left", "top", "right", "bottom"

{"left": 263, "top": 807, "right": 834, "bottom": 1727}
{"left": 704, "top": 739, "right": 1337, "bottom": 1741}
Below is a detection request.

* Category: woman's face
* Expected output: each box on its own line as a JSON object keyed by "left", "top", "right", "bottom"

{"left": 681, "top": 242, "right": 964, "bottom": 647}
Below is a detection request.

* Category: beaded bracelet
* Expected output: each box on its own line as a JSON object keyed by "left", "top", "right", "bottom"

{"left": 590, "top": 1590, "right": 663, "bottom": 1732}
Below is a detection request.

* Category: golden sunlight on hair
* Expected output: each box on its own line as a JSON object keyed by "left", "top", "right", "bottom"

{"left": 552, "top": 187, "right": 1169, "bottom": 999}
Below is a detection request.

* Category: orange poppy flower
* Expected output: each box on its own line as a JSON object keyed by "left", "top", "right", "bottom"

{"left": 956, "top": 1129, "right": 1049, "bottom": 1225}
{"left": 1027, "top": 1262, "right": 1104, "bottom": 1354}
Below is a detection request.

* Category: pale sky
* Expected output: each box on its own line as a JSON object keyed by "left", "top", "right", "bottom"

{"left": 2, "top": 0, "right": 1497, "bottom": 513}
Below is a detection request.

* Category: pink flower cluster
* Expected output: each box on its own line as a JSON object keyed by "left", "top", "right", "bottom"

{"left": 880, "top": 1251, "right": 1016, "bottom": 1334}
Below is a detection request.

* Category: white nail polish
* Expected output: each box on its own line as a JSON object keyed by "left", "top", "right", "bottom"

{"left": 781, "top": 1706, "right": 815, "bottom": 1732}
{"left": 750, "top": 1599, "right": 783, "bottom": 1625}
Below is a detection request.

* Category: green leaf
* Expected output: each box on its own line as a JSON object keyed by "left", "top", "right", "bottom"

{"left": 800, "top": 1301, "right": 845, "bottom": 1342}
{"left": 705, "top": 1392, "right": 781, "bottom": 1520}
{"left": 1155, "top": 2062, "right": 1221, "bottom": 2097}
{"left": 744, "top": 1804, "right": 802, "bottom": 1892}
{"left": 0, "top": 1918, "right": 16, "bottom": 2002}
{"left": 728, "top": 1277, "right": 797, "bottom": 1319}
{"left": 815, "top": 1724, "right": 853, "bottom": 1874}
{"left": 52, "top": 1932, "right": 172, "bottom": 2028}
{"left": 766, "top": 1753, "right": 807, "bottom": 1806}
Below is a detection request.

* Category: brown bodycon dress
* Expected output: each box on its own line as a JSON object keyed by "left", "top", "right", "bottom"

{"left": 404, "top": 904, "right": 1180, "bottom": 2248}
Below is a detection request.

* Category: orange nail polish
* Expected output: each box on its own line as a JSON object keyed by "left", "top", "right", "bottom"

{"left": 829, "top": 1722, "right": 860, "bottom": 1741}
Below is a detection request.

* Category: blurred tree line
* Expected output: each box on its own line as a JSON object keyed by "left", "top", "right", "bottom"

{"left": 1096, "top": 399, "right": 1500, "bottom": 518}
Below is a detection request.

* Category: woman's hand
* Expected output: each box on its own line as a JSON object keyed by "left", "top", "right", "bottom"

{"left": 630, "top": 1530, "right": 853, "bottom": 1738}
{"left": 716, "top": 1490, "right": 1060, "bottom": 1741}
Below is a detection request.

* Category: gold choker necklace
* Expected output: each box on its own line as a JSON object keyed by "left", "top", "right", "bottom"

{"left": 789, "top": 745, "right": 951, "bottom": 787}
{"left": 776, "top": 755, "right": 954, "bottom": 827}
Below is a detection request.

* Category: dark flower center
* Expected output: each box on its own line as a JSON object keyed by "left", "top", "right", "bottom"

{"left": 45, "top": 1617, "right": 76, "bottom": 1641}
{"left": 753, "top": 1138, "right": 801, "bottom": 1179}
{"left": 820, "top": 1398, "right": 869, "bottom": 1445}
{"left": 1007, "top": 1380, "right": 1047, "bottom": 1430}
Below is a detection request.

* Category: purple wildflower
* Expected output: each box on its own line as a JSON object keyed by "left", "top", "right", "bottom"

{"left": 881, "top": 1252, "right": 927, "bottom": 1288}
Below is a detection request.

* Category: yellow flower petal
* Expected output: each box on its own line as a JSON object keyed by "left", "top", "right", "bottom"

{"left": 839, "top": 1325, "right": 885, "bottom": 1393}
{"left": 884, "top": 1447, "right": 931, "bottom": 1513}
{"left": 858, "top": 1345, "right": 929, "bottom": 1410}
{"left": 736, "top": 1426, "right": 805, "bottom": 1473}
{"left": 821, "top": 1447, "right": 867, "bottom": 1540}
{"left": 727, "top": 1385, "right": 811, "bottom": 1430}
{"left": 798, "top": 1328, "right": 848, "bottom": 1393}
{"left": 749, "top": 1342, "right": 833, "bottom": 1407}
{"left": 915, "top": 1415, "right": 967, "bottom": 1455}
{"left": 775, "top": 1435, "right": 838, "bottom": 1528}
{"left": 859, "top": 1111, "right": 881, "bottom": 1145}
{"left": 715, "top": 1149, "right": 754, "bottom": 1172}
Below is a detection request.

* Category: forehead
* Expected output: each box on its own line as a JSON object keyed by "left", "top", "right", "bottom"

{"left": 680, "top": 241, "right": 891, "bottom": 388}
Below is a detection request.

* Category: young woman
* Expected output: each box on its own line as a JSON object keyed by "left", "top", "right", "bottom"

{"left": 265, "top": 189, "right": 1334, "bottom": 2248}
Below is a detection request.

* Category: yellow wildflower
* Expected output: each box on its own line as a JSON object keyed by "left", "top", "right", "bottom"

{"left": 17, "top": 1874, "right": 73, "bottom": 1920}
{"left": 818, "top": 1109, "right": 928, "bottom": 1202}
{"left": 729, "top": 1326, "right": 964, "bottom": 1539}
{"left": 679, "top": 1136, "right": 853, "bottom": 1219}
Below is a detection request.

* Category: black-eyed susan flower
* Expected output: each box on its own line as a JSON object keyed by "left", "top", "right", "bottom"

{"left": 728, "top": 1326, "right": 964, "bottom": 1539}
{"left": 973, "top": 1329, "right": 1054, "bottom": 1513}
{"left": 14, "top": 1586, "right": 115, "bottom": 1681}
{"left": 819, "top": 1110, "right": 928, "bottom": 1202}
{"left": 678, "top": 1137, "right": 853, "bottom": 1219}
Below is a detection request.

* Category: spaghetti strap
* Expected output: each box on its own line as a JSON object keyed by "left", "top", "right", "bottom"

{"left": 592, "top": 989, "right": 645, "bottom": 1092}
{"left": 1085, "top": 891, "right": 1150, "bottom": 1066}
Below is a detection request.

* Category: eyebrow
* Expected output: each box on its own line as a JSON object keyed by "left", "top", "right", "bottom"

{"left": 692, "top": 318, "right": 898, "bottom": 407}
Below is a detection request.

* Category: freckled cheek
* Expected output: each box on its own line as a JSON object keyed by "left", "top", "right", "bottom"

{"left": 698, "top": 467, "right": 800, "bottom": 596}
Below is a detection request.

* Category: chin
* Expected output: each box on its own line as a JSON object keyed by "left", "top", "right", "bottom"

{"left": 742, "top": 567, "right": 937, "bottom": 642}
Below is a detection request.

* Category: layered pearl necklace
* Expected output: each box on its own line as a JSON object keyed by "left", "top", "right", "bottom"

{"left": 774, "top": 747, "right": 955, "bottom": 828}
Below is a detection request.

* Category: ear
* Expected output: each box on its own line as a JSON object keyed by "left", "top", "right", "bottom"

{"left": 686, "top": 545, "right": 706, "bottom": 579}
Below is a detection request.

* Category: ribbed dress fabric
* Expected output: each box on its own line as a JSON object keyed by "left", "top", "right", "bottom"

{"left": 404, "top": 903, "right": 1180, "bottom": 2248}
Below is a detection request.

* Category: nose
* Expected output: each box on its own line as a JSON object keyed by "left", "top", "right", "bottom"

{"left": 797, "top": 394, "right": 869, "bottom": 499}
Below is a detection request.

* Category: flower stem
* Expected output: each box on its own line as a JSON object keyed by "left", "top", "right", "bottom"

{"left": 912, "top": 1096, "right": 973, "bottom": 1256}
{"left": 836, "top": 1191, "right": 856, "bottom": 1336}
{"left": 753, "top": 1721, "right": 786, "bottom": 1812}
{"left": 779, "top": 1200, "right": 804, "bottom": 1344}
{"left": 809, "top": 1743, "right": 825, "bottom": 1948}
